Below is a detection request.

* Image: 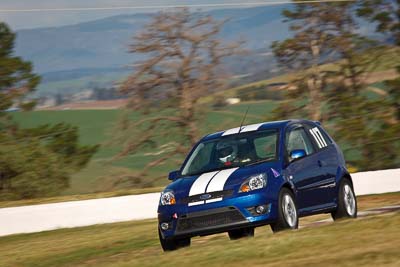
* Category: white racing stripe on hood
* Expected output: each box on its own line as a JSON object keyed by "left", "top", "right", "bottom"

{"left": 188, "top": 171, "right": 219, "bottom": 196}
{"left": 206, "top": 167, "right": 239, "bottom": 193}
{"left": 206, "top": 197, "right": 222, "bottom": 204}
{"left": 188, "top": 201, "right": 204, "bottom": 206}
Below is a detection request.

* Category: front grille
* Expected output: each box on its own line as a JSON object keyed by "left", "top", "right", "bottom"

{"left": 180, "top": 190, "right": 234, "bottom": 204}
{"left": 176, "top": 207, "right": 247, "bottom": 233}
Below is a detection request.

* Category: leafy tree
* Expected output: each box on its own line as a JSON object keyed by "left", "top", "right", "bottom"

{"left": 0, "top": 22, "right": 40, "bottom": 130}
{"left": 357, "top": 0, "right": 400, "bottom": 45}
{"left": 357, "top": 0, "right": 400, "bottom": 120}
{"left": 117, "top": 9, "right": 239, "bottom": 180}
{"left": 0, "top": 22, "right": 98, "bottom": 199}
{"left": 0, "top": 139, "right": 69, "bottom": 199}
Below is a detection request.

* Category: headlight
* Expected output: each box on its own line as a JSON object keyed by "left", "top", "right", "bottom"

{"left": 160, "top": 191, "right": 176, "bottom": 206}
{"left": 239, "top": 173, "right": 267, "bottom": 192}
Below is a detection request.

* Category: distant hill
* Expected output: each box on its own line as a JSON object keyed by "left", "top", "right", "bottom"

{"left": 14, "top": 6, "right": 291, "bottom": 96}
{"left": 15, "top": 6, "right": 288, "bottom": 73}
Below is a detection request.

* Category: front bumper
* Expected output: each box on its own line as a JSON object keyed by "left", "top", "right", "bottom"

{"left": 158, "top": 191, "right": 277, "bottom": 239}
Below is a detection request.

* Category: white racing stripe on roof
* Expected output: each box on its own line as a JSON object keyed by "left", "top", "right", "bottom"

{"left": 188, "top": 171, "right": 219, "bottom": 196}
{"left": 221, "top": 123, "right": 264, "bottom": 136}
{"left": 222, "top": 127, "right": 242, "bottom": 136}
{"left": 241, "top": 123, "right": 264, "bottom": 132}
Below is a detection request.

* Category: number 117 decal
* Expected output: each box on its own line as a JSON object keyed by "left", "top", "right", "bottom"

{"left": 309, "top": 127, "right": 327, "bottom": 148}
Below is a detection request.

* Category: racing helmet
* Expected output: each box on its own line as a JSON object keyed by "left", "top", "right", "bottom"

{"left": 216, "top": 141, "right": 238, "bottom": 163}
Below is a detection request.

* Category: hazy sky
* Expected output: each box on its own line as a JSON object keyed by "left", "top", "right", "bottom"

{"left": 0, "top": 0, "right": 283, "bottom": 30}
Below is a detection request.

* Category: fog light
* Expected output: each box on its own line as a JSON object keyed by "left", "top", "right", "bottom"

{"left": 160, "top": 222, "right": 169, "bottom": 230}
{"left": 255, "top": 205, "right": 266, "bottom": 214}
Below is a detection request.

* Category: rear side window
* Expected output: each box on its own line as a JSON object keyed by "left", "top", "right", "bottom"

{"left": 308, "top": 126, "right": 332, "bottom": 149}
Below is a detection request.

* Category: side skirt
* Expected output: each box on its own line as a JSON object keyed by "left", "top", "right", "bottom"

{"left": 298, "top": 203, "right": 337, "bottom": 217}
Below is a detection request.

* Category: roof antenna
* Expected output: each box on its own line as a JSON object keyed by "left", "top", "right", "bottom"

{"left": 238, "top": 106, "right": 250, "bottom": 134}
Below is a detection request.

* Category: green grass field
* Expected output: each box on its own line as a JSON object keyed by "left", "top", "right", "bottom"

{"left": 1, "top": 192, "right": 399, "bottom": 267}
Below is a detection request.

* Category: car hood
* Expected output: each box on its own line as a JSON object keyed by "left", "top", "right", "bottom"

{"left": 164, "top": 161, "right": 282, "bottom": 200}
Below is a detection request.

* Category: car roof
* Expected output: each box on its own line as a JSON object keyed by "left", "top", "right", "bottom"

{"left": 202, "top": 119, "right": 317, "bottom": 141}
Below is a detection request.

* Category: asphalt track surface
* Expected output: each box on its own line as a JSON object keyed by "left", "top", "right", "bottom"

{"left": 0, "top": 168, "right": 399, "bottom": 236}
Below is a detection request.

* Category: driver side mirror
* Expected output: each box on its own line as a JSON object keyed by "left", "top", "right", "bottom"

{"left": 168, "top": 170, "right": 180, "bottom": 181}
{"left": 290, "top": 149, "right": 306, "bottom": 162}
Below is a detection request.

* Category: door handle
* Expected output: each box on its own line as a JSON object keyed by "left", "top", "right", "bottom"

{"left": 317, "top": 160, "right": 323, "bottom": 167}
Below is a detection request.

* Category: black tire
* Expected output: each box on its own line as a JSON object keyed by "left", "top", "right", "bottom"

{"left": 270, "top": 188, "right": 299, "bottom": 233}
{"left": 158, "top": 229, "right": 191, "bottom": 251}
{"left": 228, "top": 227, "right": 254, "bottom": 240}
{"left": 331, "top": 178, "right": 357, "bottom": 220}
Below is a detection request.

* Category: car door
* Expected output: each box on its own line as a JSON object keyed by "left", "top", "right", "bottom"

{"left": 284, "top": 125, "right": 328, "bottom": 210}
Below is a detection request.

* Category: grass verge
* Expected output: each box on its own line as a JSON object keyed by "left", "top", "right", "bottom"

{"left": 0, "top": 192, "right": 399, "bottom": 267}
{"left": 0, "top": 211, "right": 399, "bottom": 266}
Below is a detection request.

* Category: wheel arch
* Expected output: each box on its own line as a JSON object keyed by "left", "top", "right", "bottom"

{"left": 280, "top": 181, "right": 296, "bottom": 198}
{"left": 342, "top": 173, "right": 353, "bottom": 188}
{"left": 336, "top": 166, "right": 354, "bottom": 188}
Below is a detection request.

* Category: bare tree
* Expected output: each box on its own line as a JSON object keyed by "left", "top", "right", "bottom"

{"left": 117, "top": 8, "right": 239, "bottom": 178}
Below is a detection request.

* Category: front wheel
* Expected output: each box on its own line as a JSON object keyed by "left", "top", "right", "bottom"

{"left": 228, "top": 227, "right": 254, "bottom": 240}
{"left": 270, "top": 188, "right": 298, "bottom": 233}
{"left": 331, "top": 179, "right": 357, "bottom": 220}
{"left": 158, "top": 229, "right": 191, "bottom": 251}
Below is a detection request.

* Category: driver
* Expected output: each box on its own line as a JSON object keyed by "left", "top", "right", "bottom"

{"left": 216, "top": 141, "right": 238, "bottom": 165}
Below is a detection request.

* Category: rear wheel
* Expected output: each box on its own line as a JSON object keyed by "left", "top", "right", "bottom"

{"left": 270, "top": 188, "right": 298, "bottom": 232}
{"left": 158, "top": 229, "right": 191, "bottom": 251}
{"left": 228, "top": 227, "right": 254, "bottom": 240}
{"left": 331, "top": 179, "right": 357, "bottom": 220}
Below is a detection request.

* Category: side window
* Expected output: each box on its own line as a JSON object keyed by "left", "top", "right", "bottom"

{"left": 286, "top": 128, "right": 315, "bottom": 156}
{"left": 308, "top": 126, "right": 331, "bottom": 149}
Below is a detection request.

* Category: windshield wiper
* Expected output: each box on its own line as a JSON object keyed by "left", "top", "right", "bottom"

{"left": 245, "top": 158, "right": 275, "bottom": 167}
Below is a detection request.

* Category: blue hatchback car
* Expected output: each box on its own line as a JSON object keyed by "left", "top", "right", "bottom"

{"left": 158, "top": 119, "right": 357, "bottom": 251}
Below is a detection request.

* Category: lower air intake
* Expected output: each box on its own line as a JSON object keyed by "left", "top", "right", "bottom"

{"left": 176, "top": 207, "right": 246, "bottom": 233}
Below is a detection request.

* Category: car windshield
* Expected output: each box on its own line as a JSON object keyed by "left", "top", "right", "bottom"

{"left": 181, "top": 129, "right": 279, "bottom": 176}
